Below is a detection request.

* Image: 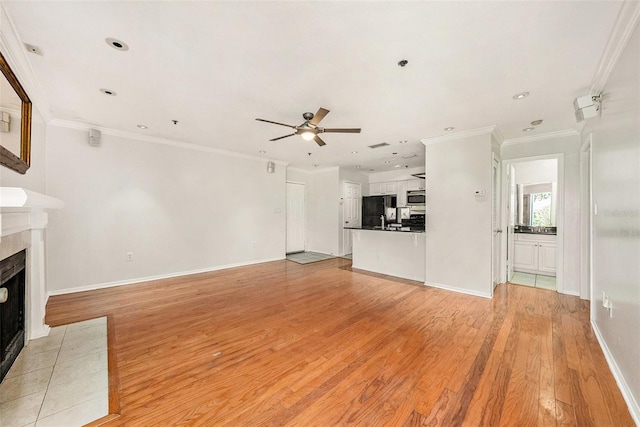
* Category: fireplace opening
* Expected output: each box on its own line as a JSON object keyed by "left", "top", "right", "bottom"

{"left": 0, "top": 249, "right": 26, "bottom": 382}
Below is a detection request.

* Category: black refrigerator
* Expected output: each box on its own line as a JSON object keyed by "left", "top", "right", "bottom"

{"left": 362, "top": 195, "right": 396, "bottom": 227}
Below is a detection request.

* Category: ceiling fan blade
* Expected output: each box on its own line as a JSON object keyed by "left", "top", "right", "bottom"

{"left": 269, "top": 133, "right": 296, "bottom": 141}
{"left": 309, "top": 108, "right": 330, "bottom": 126}
{"left": 313, "top": 135, "right": 327, "bottom": 146}
{"left": 256, "top": 118, "right": 297, "bottom": 129}
{"left": 322, "top": 128, "right": 361, "bottom": 133}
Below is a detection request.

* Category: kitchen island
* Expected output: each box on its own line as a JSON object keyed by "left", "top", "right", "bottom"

{"left": 346, "top": 226, "right": 425, "bottom": 281}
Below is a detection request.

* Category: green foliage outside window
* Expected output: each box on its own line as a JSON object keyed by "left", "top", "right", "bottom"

{"left": 531, "top": 192, "right": 552, "bottom": 226}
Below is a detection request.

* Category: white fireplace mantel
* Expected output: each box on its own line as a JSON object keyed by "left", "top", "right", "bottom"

{"left": 0, "top": 187, "right": 64, "bottom": 340}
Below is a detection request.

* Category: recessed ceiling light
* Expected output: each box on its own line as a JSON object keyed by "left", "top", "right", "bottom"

{"left": 137, "top": 124, "right": 148, "bottom": 129}
{"left": 351, "top": 151, "right": 358, "bottom": 154}
{"left": 444, "top": 127, "right": 455, "bottom": 131}
{"left": 399, "top": 140, "right": 408, "bottom": 144}
{"left": 369, "top": 169, "right": 375, "bottom": 172}
{"left": 313, "top": 164, "right": 319, "bottom": 168}
{"left": 531, "top": 119, "right": 543, "bottom": 126}
{"left": 106, "top": 38, "right": 129, "bottom": 51}
{"left": 355, "top": 165, "right": 361, "bottom": 168}
{"left": 392, "top": 152, "right": 398, "bottom": 155}
{"left": 384, "top": 160, "right": 391, "bottom": 164}
{"left": 397, "top": 59, "right": 408, "bottom": 67}
{"left": 259, "top": 150, "right": 266, "bottom": 154}
{"left": 512, "top": 92, "right": 530, "bottom": 100}
{"left": 100, "top": 88, "right": 116, "bottom": 96}
{"left": 394, "top": 164, "right": 403, "bottom": 168}
{"left": 522, "top": 127, "right": 535, "bottom": 132}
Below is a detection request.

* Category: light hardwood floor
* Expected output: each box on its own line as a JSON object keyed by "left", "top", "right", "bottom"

{"left": 45, "top": 258, "right": 634, "bottom": 426}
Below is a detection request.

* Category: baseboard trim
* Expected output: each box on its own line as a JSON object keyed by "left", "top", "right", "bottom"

{"left": 47, "top": 257, "right": 285, "bottom": 297}
{"left": 561, "top": 289, "right": 581, "bottom": 297}
{"left": 424, "top": 281, "right": 492, "bottom": 299}
{"left": 591, "top": 320, "right": 640, "bottom": 425}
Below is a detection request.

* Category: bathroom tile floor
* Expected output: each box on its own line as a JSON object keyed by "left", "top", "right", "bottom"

{"left": 511, "top": 272, "right": 556, "bottom": 290}
{"left": 0, "top": 317, "right": 108, "bottom": 427}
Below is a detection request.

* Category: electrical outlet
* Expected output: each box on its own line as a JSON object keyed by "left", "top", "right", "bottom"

{"left": 126, "top": 252, "right": 134, "bottom": 261}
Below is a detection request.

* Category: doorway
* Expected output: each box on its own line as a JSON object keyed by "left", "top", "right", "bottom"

{"left": 342, "top": 181, "right": 362, "bottom": 255}
{"left": 286, "top": 182, "right": 305, "bottom": 254}
{"left": 501, "top": 155, "right": 564, "bottom": 293}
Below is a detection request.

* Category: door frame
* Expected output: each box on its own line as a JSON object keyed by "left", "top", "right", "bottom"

{"left": 500, "top": 154, "right": 564, "bottom": 293}
{"left": 580, "top": 134, "right": 593, "bottom": 302}
{"left": 286, "top": 181, "right": 306, "bottom": 255}
{"left": 491, "top": 153, "right": 501, "bottom": 296}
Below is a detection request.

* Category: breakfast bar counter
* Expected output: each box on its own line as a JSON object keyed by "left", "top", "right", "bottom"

{"left": 346, "top": 227, "right": 425, "bottom": 282}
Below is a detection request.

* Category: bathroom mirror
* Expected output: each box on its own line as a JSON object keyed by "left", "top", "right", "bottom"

{"left": 0, "top": 50, "right": 31, "bottom": 174}
{"left": 517, "top": 182, "right": 556, "bottom": 226}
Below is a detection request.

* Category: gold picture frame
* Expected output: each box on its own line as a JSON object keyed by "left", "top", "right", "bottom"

{"left": 0, "top": 50, "right": 31, "bottom": 174}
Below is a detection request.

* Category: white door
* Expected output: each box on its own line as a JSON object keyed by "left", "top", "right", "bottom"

{"left": 492, "top": 157, "right": 501, "bottom": 288}
{"left": 286, "top": 182, "right": 305, "bottom": 254}
{"left": 507, "top": 164, "right": 517, "bottom": 281}
{"left": 343, "top": 182, "right": 362, "bottom": 255}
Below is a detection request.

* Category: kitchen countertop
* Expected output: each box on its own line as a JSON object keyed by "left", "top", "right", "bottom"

{"left": 515, "top": 230, "right": 557, "bottom": 235}
{"left": 344, "top": 226, "right": 425, "bottom": 233}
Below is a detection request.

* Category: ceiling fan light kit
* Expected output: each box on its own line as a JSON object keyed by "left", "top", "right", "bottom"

{"left": 256, "top": 107, "right": 361, "bottom": 147}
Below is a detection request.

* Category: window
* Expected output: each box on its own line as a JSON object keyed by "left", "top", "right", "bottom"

{"left": 530, "top": 192, "right": 552, "bottom": 226}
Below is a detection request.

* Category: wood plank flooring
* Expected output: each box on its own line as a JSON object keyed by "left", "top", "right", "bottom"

{"left": 44, "top": 259, "right": 634, "bottom": 426}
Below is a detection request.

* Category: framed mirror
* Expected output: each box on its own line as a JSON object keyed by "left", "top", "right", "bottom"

{"left": 0, "top": 50, "right": 31, "bottom": 174}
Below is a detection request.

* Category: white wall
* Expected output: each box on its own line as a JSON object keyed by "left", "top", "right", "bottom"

{"left": 586, "top": 19, "right": 640, "bottom": 421}
{"left": 513, "top": 159, "right": 557, "bottom": 184}
{"left": 45, "top": 125, "right": 286, "bottom": 293}
{"left": 502, "top": 134, "right": 581, "bottom": 295}
{"left": 0, "top": 103, "right": 46, "bottom": 192}
{"left": 424, "top": 132, "right": 493, "bottom": 297}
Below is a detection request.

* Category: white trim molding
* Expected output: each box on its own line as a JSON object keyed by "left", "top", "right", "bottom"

{"left": 421, "top": 125, "right": 499, "bottom": 146}
{"left": 49, "top": 119, "right": 289, "bottom": 166}
{"left": 424, "top": 281, "right": 492, "bottom": 299}
{"left": 47, "top": 256, "right": 285, "bottom": 297}
{"left": 590, "top": 0, "right": 640, "bottom": 95}
{"left": 502, "top": 129, "right": 579, "bottom": 146}
{"left": 591, "top": 320, "right": 640, "bottom": 425}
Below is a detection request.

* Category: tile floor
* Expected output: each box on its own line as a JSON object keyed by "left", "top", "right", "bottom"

{"left": 286, "top": 251, "right": 336, "bottom": 264}
{"left": 0, "top": 317, "right": 109, "bottom": 427}
{"left": 511, "top": 271, "right": 556, "bottom": 290}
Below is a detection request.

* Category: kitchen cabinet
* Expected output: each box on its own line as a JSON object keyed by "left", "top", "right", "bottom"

{"left": 513, "top": 234, "right": 556, "bottom": 276}
{"left": 369, "top": 182, "right": 397, "bottom": 196}
{"left": 407, "top": 179, "right": 425, "bottom": 191}
{"left": 396, "top": 181, "right": 408, "bottom": 207}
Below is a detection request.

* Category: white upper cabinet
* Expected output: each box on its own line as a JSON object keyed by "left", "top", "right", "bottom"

{"left": 370, "top": 182, "right": 397, "bottom": 195}
{"left": 407, "top": 179, "right": 425, "bottom": 191}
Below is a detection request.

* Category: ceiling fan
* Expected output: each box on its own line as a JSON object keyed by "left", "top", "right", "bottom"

{"left": 256, "top": 107, "right": 361, "bottom": 146}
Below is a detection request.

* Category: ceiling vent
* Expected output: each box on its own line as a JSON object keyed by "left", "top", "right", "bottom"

{"left": 368, "top": 142, "right": 390, "bottom": 149}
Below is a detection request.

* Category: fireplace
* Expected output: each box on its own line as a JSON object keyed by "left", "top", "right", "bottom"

{"left": 0, "top": 187, "right": 64, "bottom": 360}
{"left": 0, "top": 249, "right": 26, "bottom": 381}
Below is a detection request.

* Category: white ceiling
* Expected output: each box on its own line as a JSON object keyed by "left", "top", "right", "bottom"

{"left": 2, "top": 1, "right": 623, "bottom": 172}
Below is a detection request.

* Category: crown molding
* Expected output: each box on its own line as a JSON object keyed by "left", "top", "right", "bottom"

{"left": 421, "top": 125, "right": 498, "bottom": 146}
{"left": 502, "top": 129, "right": 579, "bottom": 146}
{"left": 0, "top": 4, "right": 51, "bottom": 122}
{"left": 590, "top": 0, "right": 640, "bottom": 95}
{"left": 48, "top": 118, "right": 289, "bottom": 166}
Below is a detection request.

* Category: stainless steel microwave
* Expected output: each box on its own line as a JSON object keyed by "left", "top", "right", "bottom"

{"left": 407, "top": 191, "right": 425, "bottom": 206}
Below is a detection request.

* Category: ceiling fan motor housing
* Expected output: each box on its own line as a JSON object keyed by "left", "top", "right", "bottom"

{"left": 302, "top": 112, "right": 314, "bottom": 121}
